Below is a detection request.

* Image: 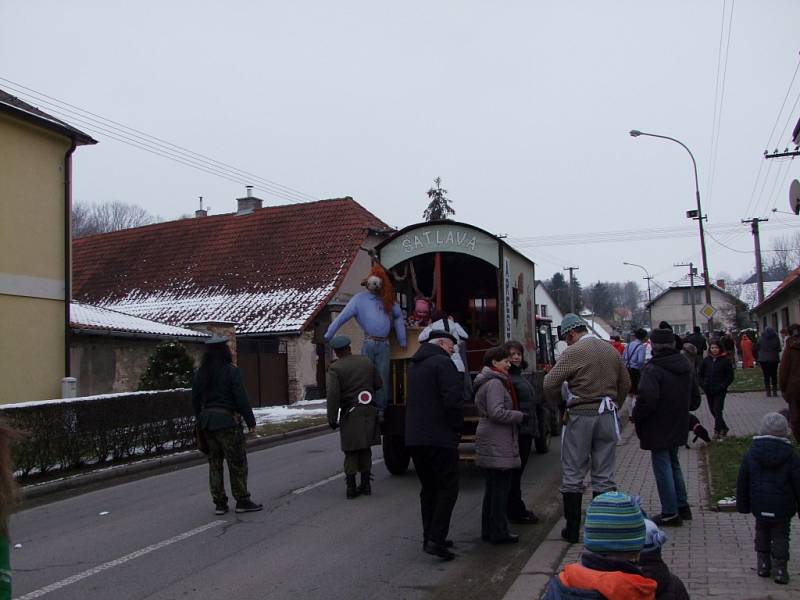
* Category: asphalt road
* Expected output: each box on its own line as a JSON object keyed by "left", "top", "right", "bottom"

{"left": 10, "top": 431, "right": 562, "bottom": 600}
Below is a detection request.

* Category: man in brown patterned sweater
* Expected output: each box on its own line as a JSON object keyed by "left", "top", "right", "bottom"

{"left": 543, "top": 313, "right": 631, "bottom": 543}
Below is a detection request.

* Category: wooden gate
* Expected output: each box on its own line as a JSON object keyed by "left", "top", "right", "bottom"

{"left": 237, "top": 338, "right": 288, "bottom": 407}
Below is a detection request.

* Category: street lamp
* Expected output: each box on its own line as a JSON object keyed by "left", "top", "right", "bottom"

{"left": 629, "top": 129, "right": 714, "bottom": 331}
{"left": 623, "top": 261, "right": 653, "bottom": 328}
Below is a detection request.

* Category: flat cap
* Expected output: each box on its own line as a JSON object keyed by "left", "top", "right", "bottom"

{"left": 428, "top": 330, "right": 457, "bottom": 343}
{"left": 205, "top": 335, "right": 229, "bottom": 345}
{"left": 329, "top": 335, "right": 352, "bottom": 349}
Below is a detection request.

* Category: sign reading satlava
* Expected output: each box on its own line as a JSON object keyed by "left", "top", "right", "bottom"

{"left": 379, "top": 224, "right": 499, "bottom": 269}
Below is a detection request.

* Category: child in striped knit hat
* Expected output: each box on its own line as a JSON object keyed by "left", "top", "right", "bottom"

{"left": 544, "top": 491, "right": 657, "bottom": 599}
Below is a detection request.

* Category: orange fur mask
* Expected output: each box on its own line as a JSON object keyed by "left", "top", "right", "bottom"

{"left": 362, "top": 265, "right": 395, "bottom": 313}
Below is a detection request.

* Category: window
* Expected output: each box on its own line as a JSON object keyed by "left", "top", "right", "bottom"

{"left": 540, "top": 304, "right": 548, "bottom": 317}
{"left": 673, "top": 324, "right": 687, "bottom": 335}
{"left": 682, "top": 289, "right": 702, "bottom": 305}
{"left": 772, "top": 313, "right": 779, "bottom": 331}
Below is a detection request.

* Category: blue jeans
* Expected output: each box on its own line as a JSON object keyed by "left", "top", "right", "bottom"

{"left": 651, "top": 447, "right": 688, "bottom": 516}
{"left": 362, "top": 339, "right": 390, "bottom": 412}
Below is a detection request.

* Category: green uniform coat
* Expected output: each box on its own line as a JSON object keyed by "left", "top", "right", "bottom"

{"left": 327, "top": 354, "right": 381, "bottom": 451}
{"left": 191, "top": 364, "right": 256, "bottom": 431}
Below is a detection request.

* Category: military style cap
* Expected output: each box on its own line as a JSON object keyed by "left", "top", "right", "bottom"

{"left": 329, "top": 335, "right": 352, "bottom": 349}
{"left": 560, "top": 313, "right": 587, "bottom": 336}
{"left": 428, "top": 330, "right": 457, "bottom": 343}
{"left": 205, "top": 335, "right": 229, "bottom": 345}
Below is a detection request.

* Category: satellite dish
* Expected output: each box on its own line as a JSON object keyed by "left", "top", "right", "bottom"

{"left": 791, "top": 179, "right": 800, "bottom": 215}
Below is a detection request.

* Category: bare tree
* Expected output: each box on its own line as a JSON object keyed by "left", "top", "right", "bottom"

{"left": 72, "top": 201, "right": 158, "bottom": 238}
{"left": 766, "top": 232, "right": 800, "bottom": 279}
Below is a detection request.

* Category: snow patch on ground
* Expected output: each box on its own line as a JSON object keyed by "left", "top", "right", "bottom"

{"left": 253, "top": 400, "right": 327, "bottom": 426}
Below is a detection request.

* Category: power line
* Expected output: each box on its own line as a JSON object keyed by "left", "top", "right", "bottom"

{"left": 0, "top": 77, "right": 319, "bottom": 204}
{"left": 706, "top": 0, "right": 735, "bottom": 205}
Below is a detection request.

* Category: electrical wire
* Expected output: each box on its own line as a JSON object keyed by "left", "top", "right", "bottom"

{"left": 0, "top": 77, "right": 319, "bottom": 204}
{"left": 706, "top": 0, "right": 735, "bottom": 206}
{"left": 738, "top": 53, "right": 800, "bottom": 224}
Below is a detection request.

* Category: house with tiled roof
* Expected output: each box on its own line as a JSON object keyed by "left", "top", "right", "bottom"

{"left": 753, "top": 266, "right": 800, "bottom": 333}
{"left": 70, "top": 302, "right": 211, "bottom": 395}
{"left": 0, "top": 88, "right": 96, "bottom": 404}
{"left": 73, "top": 191, "right": 391, "bottom": 404}
{"left": 646, "top": 278, "right": 749, "bottom": 334}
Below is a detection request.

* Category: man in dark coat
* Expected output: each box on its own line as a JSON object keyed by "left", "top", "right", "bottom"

{"left": 685, "top": 326, "right": 707, "bottom": 372}
{"left": 405, "top": 330, "right": 464, "bottom": 561}
{"left": 634, "top": 329, "right": 700, "bottom": 527}
{"left": 779, "top": 323, "right": 800, "bottom": 441}
{"left": 192, "top": 336, "right": 262, "bottom": 515}
{"left": 326, "top": 336, "right": 382, "bottom": 499}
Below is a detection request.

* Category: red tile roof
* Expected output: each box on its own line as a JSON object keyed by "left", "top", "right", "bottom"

{"left": 73, "top": 198, "right": 389, "bottom": 334}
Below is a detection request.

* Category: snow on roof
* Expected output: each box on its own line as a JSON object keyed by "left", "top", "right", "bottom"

{"left": 71, "top": 301, "right": 210, "bottom": 338}
{"left": 73, "top": 198, "right": 388, "bottom": 335}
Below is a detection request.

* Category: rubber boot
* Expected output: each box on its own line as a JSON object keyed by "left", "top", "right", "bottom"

{"left": 757, "top": 552, "right": 771, "bottom": 577}
{"left": 560, "top": 493, "right": 582, "bottom": 543}
{"left": 358, "top": 471, "right": 372, "bottom": 496}
{"left": 345, "top": 474, "right": 359, "bottom": 499}
{"left": 774, "top": 559, "right": 789, "bottom": 584}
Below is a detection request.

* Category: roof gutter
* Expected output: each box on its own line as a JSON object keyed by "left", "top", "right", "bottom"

{"left": 70, "top": 327, "right": 210, "bottom": 343}
{"left": 64, "top": 140, "right": 77, "bottom": 379}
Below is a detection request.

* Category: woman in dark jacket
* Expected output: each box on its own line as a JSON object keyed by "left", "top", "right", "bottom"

{"left": 192, "top": 337, "right": 262, "bottom": 515}
{"left": 474, "top": 346, "right": 524, "bottom": 544}
{"left": 699, "top": 340, "right": 735, "bottom": 438}
{"left": 756, "top": 327, "right": 782, "bottom": 397}
{"left": 505, "top": 341, "right": 540, "bottom": 525}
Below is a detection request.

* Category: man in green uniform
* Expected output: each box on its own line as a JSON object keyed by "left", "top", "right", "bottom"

{"left": 192, "top": 336, "right": 262, "bottom": 515}
{"left": 327, "top": 336, "right": 382, "bottom": 499}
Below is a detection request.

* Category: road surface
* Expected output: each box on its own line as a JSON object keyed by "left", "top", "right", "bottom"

{"left": 11, "top": 431, "right": 562, "bottom": 600}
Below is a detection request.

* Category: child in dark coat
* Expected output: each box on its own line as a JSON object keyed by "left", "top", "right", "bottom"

{"left": 698, "top": 341, "right": 734, "bottom": 438}
{"left": 736, "top": 412, "right": 800, "bottom": 585}
{"left": 638, "top": 518, "right": 689, "bottom": 600}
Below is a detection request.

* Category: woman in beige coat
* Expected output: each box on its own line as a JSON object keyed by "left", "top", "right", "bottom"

{"left": 474, "top": 346, "right": 524, "bottom": 544}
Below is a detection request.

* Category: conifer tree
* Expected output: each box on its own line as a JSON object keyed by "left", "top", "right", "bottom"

{"left": 422, "top": 177, "right": 455, "bottom": 221}
{"left": 138, "top": 341, "right": 195, "bottom": 391}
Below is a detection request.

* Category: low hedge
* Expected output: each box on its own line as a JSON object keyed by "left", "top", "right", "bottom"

{"left": 0, "top": 389, "right": 196, "bottom": 479}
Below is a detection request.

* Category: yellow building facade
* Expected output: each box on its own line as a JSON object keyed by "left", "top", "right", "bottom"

{"left": 0, "top": 90, "right": 95, "bottom": 403}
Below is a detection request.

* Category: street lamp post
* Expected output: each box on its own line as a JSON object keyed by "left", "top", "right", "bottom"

{"left": 629, "top": 130, "right": 714, "bottom": 331}
{"left": 623, "top": 261, "right": 653, "bottom": 328}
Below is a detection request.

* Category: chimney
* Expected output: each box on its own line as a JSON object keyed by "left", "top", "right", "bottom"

{"left": 237, "top": 185, "right": 262, "bottom": 215}
{"left": 716, "top": 279, "right": 726, "bottom": 289}
{"left": 195, "top": 196, "right": 207, "bottom": 218}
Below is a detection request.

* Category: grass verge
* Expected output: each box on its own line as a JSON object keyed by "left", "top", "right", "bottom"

{"left": 705, "top": 435, "right": 752, "bottom": 502}
{"left": 254, "top": 415, "right": 327, "bottom": 437}
{"left": 727, "top": 367, "right": 765, "bottom": 393}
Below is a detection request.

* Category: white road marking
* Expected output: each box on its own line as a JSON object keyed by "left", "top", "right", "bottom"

{"left": 291, "top": 458, "right": 384, "bottom": 495}
{"left": 14, "top": 520, "right": 225, "bottom": 600}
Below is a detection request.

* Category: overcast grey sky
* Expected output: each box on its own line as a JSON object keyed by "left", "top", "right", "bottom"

{"left": 2, "top": 1, "right": 799, "bottom": 290}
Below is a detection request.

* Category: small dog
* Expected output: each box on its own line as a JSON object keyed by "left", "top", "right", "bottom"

{"left": 687, "top": 413, "right": 712, "bottom": 445}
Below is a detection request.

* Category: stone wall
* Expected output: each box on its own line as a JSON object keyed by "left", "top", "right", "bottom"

{"left": 70, "top": 335, "right": 206, "bottom": 397}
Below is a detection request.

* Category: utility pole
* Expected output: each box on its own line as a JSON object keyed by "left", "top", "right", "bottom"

{"left": 675, "top": 262, "right": 698, "bottom": 330}
{"left": 742, "top": 217, "right": 769, "bottom": 304}
{"left": 563, "top": 266, "right": 579, "bottom": 313}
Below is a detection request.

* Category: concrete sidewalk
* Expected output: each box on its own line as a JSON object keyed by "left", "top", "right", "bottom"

{"left": 504, "top": 391, "right": 800, "bottom": 599}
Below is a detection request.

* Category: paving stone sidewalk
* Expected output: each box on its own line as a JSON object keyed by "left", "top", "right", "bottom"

{"left": 504, "top": 391, "right": 800, "bottom": 600}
